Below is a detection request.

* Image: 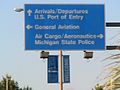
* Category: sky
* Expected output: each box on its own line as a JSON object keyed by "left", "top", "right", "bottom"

{"left": 0, "top": 0, "right": 120, "bottom": 90}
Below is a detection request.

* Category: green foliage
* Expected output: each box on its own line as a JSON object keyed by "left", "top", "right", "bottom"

{"left": 94, "top": 84, "right": 103, "bottom": 90}
{"left": 0, "top": 74, "right": 32, "bottom": 90}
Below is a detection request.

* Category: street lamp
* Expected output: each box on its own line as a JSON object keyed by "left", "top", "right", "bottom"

{"left": 14, "top": 8, "right": 24, "bottom": 12}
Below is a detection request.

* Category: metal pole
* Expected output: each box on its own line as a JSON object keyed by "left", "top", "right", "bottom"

{"left": 106, "top": 22, "right": 120, "bottom": 27}
{"left": 106, "top": 46, "right": 120, "bottom": 50}
{"left": 59, "top": 50, "right": 63, "bottom": 90}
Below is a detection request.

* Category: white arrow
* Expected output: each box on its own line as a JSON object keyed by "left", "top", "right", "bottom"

{"left": 26, "top": 25, "right": 33, "bottom": 30}
{"left": 27, "top": 9, "right": 32, "bottom": 16}
{"left": 97, "top": 34, "right": 104, "bottom": 39}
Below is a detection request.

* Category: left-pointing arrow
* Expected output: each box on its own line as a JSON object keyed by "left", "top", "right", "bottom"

{"left": 26, "top": 25, "right": 33, "bottom": 30}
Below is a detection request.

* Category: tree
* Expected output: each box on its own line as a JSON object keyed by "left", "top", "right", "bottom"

{"left": 102, "top": 54, "right": 120, "bottom": 90}
{"left": 22, "top": 86, "right": 32, "bottom": 90}
{"left": 0, "top": 74, "right": 19, "bottom": 90}
{"left": 95, "top": 84, "right": 103, "bottom": 90}
{"left": 0, "top": 74, "right": 33, "bottom": 90}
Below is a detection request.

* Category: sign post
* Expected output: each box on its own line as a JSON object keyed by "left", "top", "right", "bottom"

{"left": 59, "top": 50, "right": 63, "bottom": 90}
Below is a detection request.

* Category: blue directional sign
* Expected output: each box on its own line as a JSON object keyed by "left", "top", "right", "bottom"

{"left": 63, "top": 55, "right": 70, "bottom": 83}
{"left": 25, "top": 4, "right": 105, "bottom": 50}
{"left": 48, "top": 55, "right": 58, "bottom": 83}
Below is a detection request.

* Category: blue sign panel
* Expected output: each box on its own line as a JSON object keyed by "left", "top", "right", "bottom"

{"left": 25, "top": 4, "right": 105, "bottom": 50}
{"left": 48, "top": 55, "right": 70, "bottom": 83}
{"left": 48, "top": 55, "right": 58, "bottom": 83}
{"left": 63, "top": 55, "right": 70, "bottom": 83}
